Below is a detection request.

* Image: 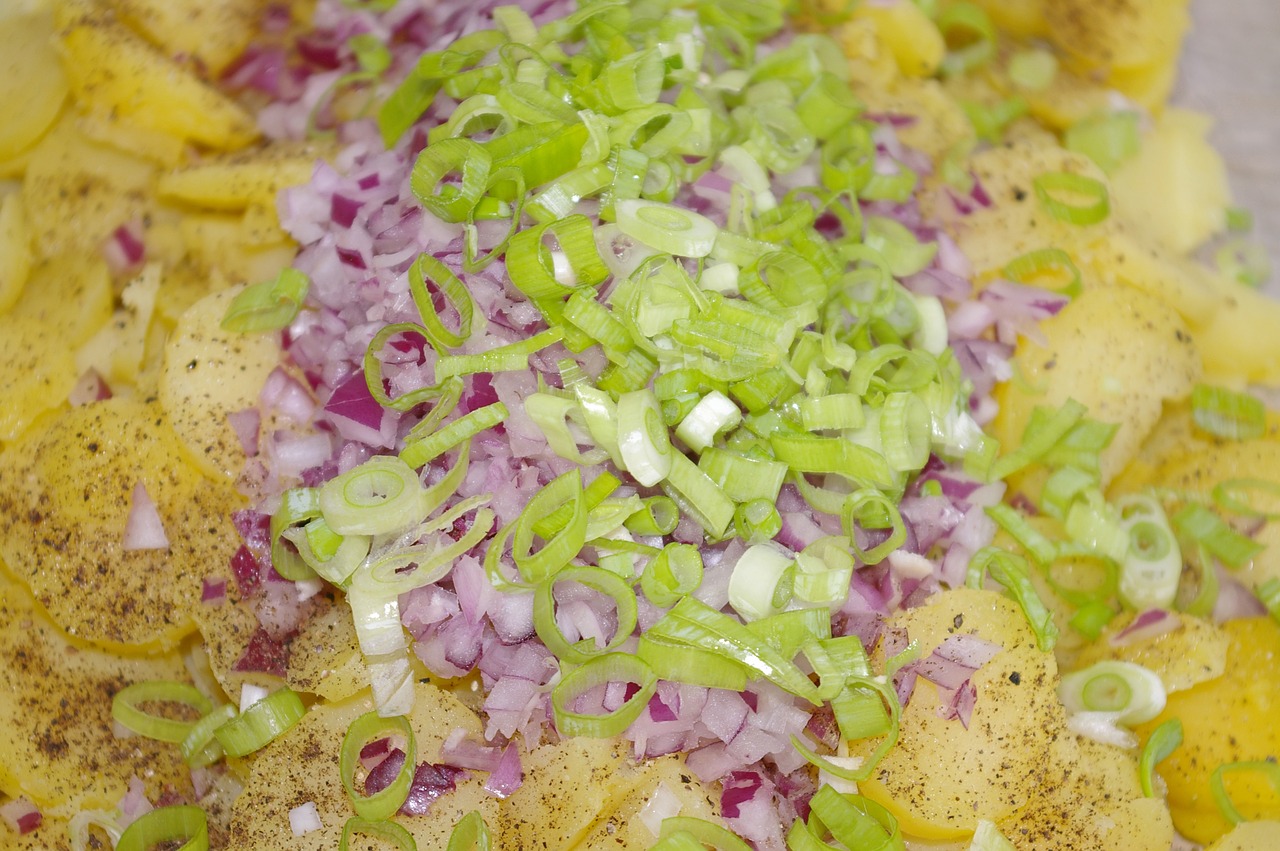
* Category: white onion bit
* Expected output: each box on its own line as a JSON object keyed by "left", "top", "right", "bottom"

{"left": 122, "top": 482, "right": 170, "bottom": 551}
{"left": 289, "top": 801, "right": 323, "bottom": 837}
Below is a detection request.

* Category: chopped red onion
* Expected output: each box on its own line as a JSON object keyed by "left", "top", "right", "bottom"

{"left": 201, "top": 578, "right": 227, "bottom": 604}
{"left": 482, "top": 742, "right": 523, "bottom": 799}
{"left": 0, "top": 797, "right": 41, "bottom": 835}
{"left": 122, "top": 482, "right": 170, "bottom": 551}
{"left": 68, "top": 368, "right": 112, "bottom": 406}
{"left": 1109, "top": 609, "right": 1178, "bottom": 646}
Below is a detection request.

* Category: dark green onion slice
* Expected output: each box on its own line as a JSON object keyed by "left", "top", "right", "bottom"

{"left": 446, "top": 811, "right": 492, "bottom": 851}
{"left": 116, "top": 806, "right": 208, "bottom": 851}
{"left": 551, "top": 653, "right": 657, "bottom": 737}
{"left": 341, "top": 817, "right": 417, "bottom": 851}
{"left": 534, "top": 566, "right": 639, "bottom": 664}
{"left": 1139, "top": 718, "right": 1183, "bottom": 798}
{"left": 214, "top": 688, "right": 306, "bottom": 758}
{"left": 220, "top": 268, "right": 310, "bottom": 334}
{"left": 966, "top": 547, "right": 1059, "bottom": 651}
{"left": 111, "top": 681, "right": 214, "bottom": 744}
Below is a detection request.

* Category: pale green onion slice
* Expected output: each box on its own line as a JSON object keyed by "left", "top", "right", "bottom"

{"left": 1171, "top": 502, "right": 1264, "bottom": 570}
{"left": 936, "top": 1, "right": 996, "bottom": 77}
{"left": 640, "top": 543, "right": 704, "bottom": 608}
{"left": 617, "top": 388, "right": 674, "bottom": 486}
{"left": 985, "top": 503, "right": 1057, "bottom": 566}
{"left": 1191, "top": 383, "right": 1266, "bottom": 441}
{"left": 797, "top": 785, "right": 904, "bottom": 851}
{"left": 793, "top": 538, "right": 855, "bottom": 607}
{"left": 180, "top": 703, "right": 238, "bottom": 768}
{"left": 506, "top": 215, "right": 609, "bottom": 298}
{"left": 1002, "top": 248, "right": 1083, "bottom": 298}
{"left": 1032, "top": 171, "right": 1110, "bottom": 226}
{"left": 675, "top": 390, "right": 742, "bottom": 453}
{"left": 1070, "top": 600, "right": 1117, "bottom": 641}
{"left": 341, "top": 817, "right": 416, "bottom": 851}
{"left": 410, "top": 138, "right": 492, "bottom": 223}
{"left": 1008, "top": 48, "right": 1057, "bottom": 91}
{"left": 435, "top": 327, "right": 564, "bottom": 381}
{"left": 625, "top": 496, "right": 681, "bottom": 536}
{"left": 116, "top": 806, "right": 208, "bottom": 851}
{"left": 636, "top": 632, "right": 750, "bottom": 692}
{"left": 748, "top": 609, "right": 831, "bottom": 659}
{"left": 365, "top": 510, "right": 495, "bottom": 596}
{"left": 69, "top": 810, "right": 125, "bottom": 851}
{"left": 1210, "top": 761, "right": 1280, "bottom": 826}
{"left": 988, "top": 398, "right": 1088, "bottom": 483}
{"left": 863, "top": 217, "right": 938, "bottom": 278}
{"left": 1139, "top": 718, "right": 1183, "bottom": 798}
{"left": 880, "top": 392, "right": 932, "bottom": 472}
{"left": 340, "top": 711, "right": 416, "bottom": 821}
{"left": 1213, "top": 478, "right": 1280, "bottom": 520}
{"left": 698, "top": 447, "right": 788, "bottom": 504}
{"left": 661, "top": 452, "right": 735, "bottom": 538}
{"left": 270, "top": 487, "right": 322, "bottom": 581}
{"left": 1259, "top": 578, "right": 1280, "bottom": 623}
{"left": 842, "top": 490, "right": 906, "bottom": 566}
{"left": 347, "top": 576, "right": 408, "bottom": 656}
{"left": 616, "top": 199, "right": 719, "bottom": 257}
{"left": 214, "top": 688, "right": 305, "bottom": 758}
{"left": 220, "top": 268, "right": 310, "bottom": 334}
{"left": 969, "top": 819, "right": 1016, "bottom": 851}
{"left": 735, "top": 498, "right": 783, "bottom": 544}
{"left": 534, "top": 566, "right": 638, "bottom": 664}
{"left": 551, "top": 653, "right": 657, "bottom": 737}
{"left": 283, "top": 519, "right": 370, "bottom": 586}
{"left": 447, "top": 811, "right": 492, "bottom": 851}
{"left": 1216, "top": 238, "right": 1272, "bottom": 289}
{"left": 400, "top": 401, "right": 508, "bottom": 469}
{"left": 533, "top": 472, "right": 619, "bottom": 540}
{"left": 513, "top": 470, "right": 587, "bottom": 583}
{"left": 966, "top": 547, "right": 1059, "bottom": 650}
{"left": 112, "top": 681, "right": 214, "bottom": 744}
{"left": 319, "top": 455, "right": 426, "bottom": 536}
{"left": 1116, "top": 495, "right": 1182, "bottom": 611}
{"left": 658, "top": 816, "right": 752, "bottom": 851}
{"left": 408, "top": 254, "right": 477, "bottom": 350}
{"left": 728, "top": 543, "right": 794, "bottom": 621}
{"left": 1064, "top": 111, "right": 1140, "bottom": 174}
{"left": 1059, "top": 660, "right": 1165, "bottom": 726}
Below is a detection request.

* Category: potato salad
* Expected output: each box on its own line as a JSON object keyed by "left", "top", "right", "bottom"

{"left": 1, "top": 0, "right": 1279, "bottom": 849}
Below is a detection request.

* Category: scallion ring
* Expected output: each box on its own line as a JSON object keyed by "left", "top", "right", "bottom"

{"left": 551, "top": 653, "right": 658, "bottom": 738}
{"left": 340, "top": 711, "right": 417, "bottom": 821}
{"left": 534, "top": 566, "right": 639, "bottom": 665}
{"left": 115, "top": 806, "right": 208, "bottom": 851}
{"left": 214, "top": 688, "right": 306, "bottom": 758}
{"left": 1032, "top": 171, "right": 1110, "bottom": 226}
{"left": 112, "top": 681, "right": 214, "bottom": 744}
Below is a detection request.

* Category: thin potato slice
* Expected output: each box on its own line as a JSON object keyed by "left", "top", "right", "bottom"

{"left": 574, "top": 754, "right": 723, "bottom": 849}
{"left": 226, "top": 684, "right": 499, "bottom": 850}
{"left": 0, "top": 316, "right": 78, "bottom": 444}
{"left": 0, "top": 582, "right": 196, "bottom": 818}
{"left": 158, "top": 145, "right": 323, "bottom": 212}
{"left": 104, "top": 0, "right": 266, "bottom": 75}
{"left": 161, "top": 285, "right": 282, "bottom": 480}
{"left": 0, "top": 399, "right": 243, "bottom": 653}
{"left": 0, "top": 11, "right": 69, "bottom": 161}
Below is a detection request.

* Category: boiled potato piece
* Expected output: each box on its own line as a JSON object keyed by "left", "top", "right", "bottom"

{"left": 966, "top": 0, "right": 1046, "bottom": 38}
{"left": 850, "top": 2, "right": 944, "bottom": 78}
{"left": 226, "top": 684, "right": 500, "bottom": 850}
{"left": 74, "top": 262, "right": 163, "bottom": 391}
{"left": 58, "top": 15, "right": 258, "bottom": 150}
{"left": 158, "top": 145, "right": 322, "bottom": 212}
{"left": 854, "top": 589, "right": 1064, "bottom": 839}
{"left": 1207, "top": 821, "right": 1280, "bottom": 851}
{"left": 1192, "top": 274, "right": 1280, "bottom": 385}
{"left": 992, "top": 285, "right": 1200, "bottom": 492}
{"left": 1135, "top": 618, "right": 1280, "bottom": 845}
{"left": 994, "top": 734, "right": 1174, "bottom": 850}
{"left": 19, "top": 120, "right": 156, "bottom": 258}
{"left": 0, "top": 582, "right": 197, "bottom": 818}
{"left": 859, "top": 78, "right": 972, "bottom": 162}
{"left": 0, "top": 192, "right": 32, "bottom": 313}
{"left": 104, "top": 0, "right": 266, "bottom": 74}
{"left": 574, "top": 752, "right": 723, "bottom": 849}
{"left": 8, "top": 254, "right": 114, "bottom": 346}
{"left": 0, "top": 10, "right": 69, "bottom": 161}
{"left": 1075, "top": 225, "right": 1222, "bottom": 327}
{"left": 499, "top": 737, "right": 634, "bottom": 848}
{"left": 0, "top": 399, "right": 243, "bottom": 653}
{"left": 0, "top": 316, "right": 77, "bottom": 444}
{"left": 161, "top": 285, "right": 282, "bottom": 479}
{"left": 1111, "top": 109, "right": 1231, "bottom": 253}
{"left": 1071, "top": 611, "right": 1229, "bottom": 693}
{"left": 1043, "top": 0, "right": 1188, "bottom": 72}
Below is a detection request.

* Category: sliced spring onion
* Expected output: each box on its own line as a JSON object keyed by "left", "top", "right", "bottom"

{"left": 988, "top": 398, "right": 1088, "bottom": 483}
{"left": 640, "top": 543, "right": 704, "bottom": 607}
{"left": 551, "top": 652, "right": 657, "bottom": 737}
{"left": 1008, "top": 48, "right": 1057, "bottom": 91}
{"left": 616, "top": 199, "right": 719, "bottom": 257}
{"left": 728, "top": 542, "right": 795, "bottom": 621}
{"left": 1171, "top": 502, "right": 1264, "bottom": 570}
{"left": 365, "top": 511, "right": 495, "bottom": 596}
{"left": 340, "top": 711, "right": 416, "bottom": 821}
{"left": 400, "top": 402, "right": 508, "bottom": 469}
{"left": 116, "top": 806, "right": 208, "bottom": 851}
{"left": 659, "top": 817, "right": 752, "bottom": 851}
{"left": 220, "top": 268, "right": 310, "bottom": 334}
{"left": 675, "top": 390, "right": 742, "bottom": 453}
{"left": 1059, "top": 660, "right": 1166, "bottom": 726}
{"left": 985, "top": 503, "right": 1057, "bottom": 566}
{"left": 698, "top": 447, "right": 788, "bottom": 504}
{"left": 793, "top": 538, "right": 855, "bottom": 607}
{"left": 341, "top": 817, "right": 417, "bottom": 851}
{"left": 796, "top": 785, "right": 904, "bottom": 851}
{"left": 1032, "top": 171, "right": 1110, "bottom": 226}
{"left": 1115, "top": 494, "right": 1182, "bottom": 611}
{"left": 1216, "top": 238, "right": 1273, "bottom": 289}
{"left": 534, "top": 566, "right": 638, "bottom": 664}
{"left": 512, "top": 470, "right": 587, "bottom": 583}
{"left": 842, "top": 489, "right": 906, "bottom": 566}
{"left": 966, "top": 547, "right": 1059, "bottom": 651}
{"left": 625, "top": 495, "right": 681, "bottom": 536}
{"left": 434, "top": 327, "right": 565, "bottom": 381}
{"left": 879, "top": 391, "right": 931, "bottom": 472}
{"left": 617, "top": 388, "right": 674, "bottom": 486}
{"left": 969, "top": 820, "right": 1016, "bottom": 851}
{"left": 319, "top": 455, "right": 426, "bottom": 536}
{"left": 661, "top": 451, "right": 736, "bottom": 538}
{"left": 1191, "top": 383, "right": 1266, "bottom": 441}
{"left": 447, "top": 811, "right": 492, "bottom": 851}
{"left": 111, "top": 681, "right": 214, "bottom": 744}
{"left": 1002, "top": 247, "right": 1083, "bottom": 298}
{"left": 1064, "top": 111, "right": 1140, "bottom": 175}
{"left": 214, "top": 688, "right": 306, "bottom": 758}
{"left": 408, "top": 254, "right": 477, "bottom": 350}
{"left": 180, "top": 703, "right": 238, "bottom": 769}
{"left": 1259, "top": 578, "right": 1280, "bottom": 623}
{"left": 1139, "top": 718, "right": 1183, "bottom": 798}
{"left": 411, "top": 138, "right": 492, "bottom": 223}
{"left": 734, "top": 497, "right": 783, "bottom": 544}
{"left": 1210, "top": 760, "right": 1280, "bottom": 826}
{"left": 1213, "top": 478, "right": 1280, "bottom": 520}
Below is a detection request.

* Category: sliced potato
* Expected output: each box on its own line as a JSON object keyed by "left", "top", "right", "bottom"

{"left": 0, "top": 192, "right": 32, "bottom": 314}
{"left": 160, "top": 284, "right": 281, "bottom": 479}
{"left": 58, "top": 16, "right": 258, "bottom": 150}
{"left": 0, "top": 316, "right": 78, "bottom": 444}
{"left": 574, "top": 752, "right": 722, "bottom": 849}
{"left": 226, "top": 684, "right": 499, "bottom": 850}
{"left": 0, "top": 398, "right": 243, "bottom": 653}
{"left": 0, "top": 10, "right": 69, "bottom": 162}
{"left": 1070, "top": 611, "right": 1229, "bottom": 693}
{"left": 158, "top": 145, "right": 322, "bottom": 212}
{"left": 9, "top": 254, "right": 114, "bottom": 345}
{"left": 104, "top": 0, "right": 266, "bottom": 75}
{"left": 0, "top": 582, "right": 196, "bottom": 817}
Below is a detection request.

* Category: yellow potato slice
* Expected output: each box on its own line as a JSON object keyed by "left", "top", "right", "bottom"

{"left": 0, "top": 192, "right": 32, "bottom": 314}
{"left": 0, "top": 316, "right": 77, "bottom": 445}
{"left": 0, "top": 10, "right": 69, "bottom": 162}
{"left": 9, "top": 254, "right": 115, "bottom": 345}
{"left": 160, "top": 284, "right": 281, "bottom": 480}
{"left": 1070, "top": 611, "right": 1229, "bottom": 694}
{"left": 104, "top": 0, "right": 265, "bottom": 75}
{"left": 0, "top": 398, "right": 243, "bottom": 654}
{"left": 58, "top": 16, "right": 258, "bottom": 150}
{"left": 574, "top": 753, "right": 723, "bottom": 849}
{"left": 158, "top": 145, "right": 322, "bottom": 212}
{"left": 0, "top": 582, "right": 196, "bottom": 818}
{"left": 226, "top": 684, "right": 499, "bottom": 850}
